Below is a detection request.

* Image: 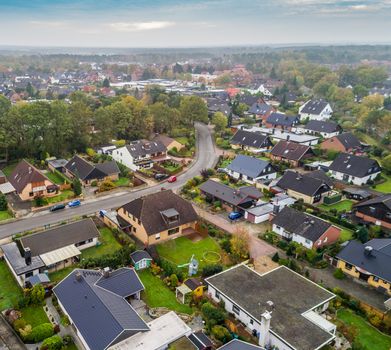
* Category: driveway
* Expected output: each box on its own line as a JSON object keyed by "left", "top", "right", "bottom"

{"left": 0, "top": 315, "right": 26, "bottom": 350}
{"left": 194, "top": 206, "right": 277, "bottom": 258}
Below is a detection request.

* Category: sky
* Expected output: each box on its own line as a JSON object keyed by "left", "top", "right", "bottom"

{"left": 0, "top": 0, "right": 390, "bottom": 47}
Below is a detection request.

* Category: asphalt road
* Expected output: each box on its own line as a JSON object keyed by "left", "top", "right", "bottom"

{"left": 0, "top": 122, "right": 218, "bottom": 239}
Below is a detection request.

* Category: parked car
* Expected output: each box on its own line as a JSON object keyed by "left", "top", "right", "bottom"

{"left": 228, "top": 212, "right": 243, "bottom": 220}
{"left": 50, "top": 203, "right": 66, "bottom": 212}
{"left": 68, "top": 199, "right": 81, "bottom": 208}
{"left": 155, "top": 173, "right": 169, "bottom": 180}
{"left": 168, "top": 176, "right": 177, "bottom": 183}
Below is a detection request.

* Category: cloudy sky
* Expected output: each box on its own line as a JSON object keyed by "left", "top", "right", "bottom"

{"left": 0, "top": 0, "right": 390, "bottom": 47}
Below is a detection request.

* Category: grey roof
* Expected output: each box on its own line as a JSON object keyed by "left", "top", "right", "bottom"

{"left": 206, "top": 265, "right": 335, "bottom": 350}
{"left": 272, "top": 206, "right": 332, "bottom": 242}
{"left": 266, "top": 113, "right": 299, "bottom": 127}
{"left": 26, "top": 273, "right": 50, "bottom": 286}
{"left": 342, "top": 187, "right": 371, "bottom": 199}
{"left": 1, "top": 242, "right": 45, "bottom": 275}
{"left": 305, "top": 120, "right": 341, "bottom": 134}
{"left": 301, "top": 99, "right": 329, "bottom": 115}
{"left": 306, "top": 169, "right": 334, "bottom": 188}
{"left": 231, "top": 130, "right": 272, "bottom": 149}
{"left": 329, "top": 153, "right": 381, "bottom": 178}
{"left": 337, "top": 239, "right": 391, "bottom": 283}
{"left": 271, "top": 141, "right": 312, "bottom": 161}
{"left": 20, "top": 219, "right": 99, "bottom": 256}
{"left": 354, "top": 193, "right": 391, "bottom": 210}
{"left": 276, "top": 170, "right": 331, "bottom": 197}
{"left": 48, "top": 159, "right": 68, "bottom": 169}
{"left": 53, "top": 268, "right": 149, "bottom": 350}
{"left": 248, "top": 102, "right": 273, "bottom": 115}
{"left": 95, "top": 161, "right": 120, "bottom": 176}
{"left": 218, "top": 339, "right": 263, "bottom": 350}
{"left": 130, "top": 250, "right": 153, "bottom": 264}
{"left": 200, "top": 179, "right": 262, "bottom": 207}
{"left": 334, "top": 133, "right": 362, "bottom": 150}
{"left": 227, "top": 155, "right": 274, "bottom": 179}
{"left": 125, "top": 140, "right": 166, "bottom": 158}
{"left": 65, "top": 155, "right": 96, "bottom": 180}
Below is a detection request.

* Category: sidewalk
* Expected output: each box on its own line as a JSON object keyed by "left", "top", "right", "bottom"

{"left": 194, "top": 205, "right": 277, "bottom": 258}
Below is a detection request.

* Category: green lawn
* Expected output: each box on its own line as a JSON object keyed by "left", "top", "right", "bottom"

{"left": 374, "top": 174, "right": 391, "bottom": 193}
{"left": 81, "top": 227, "right": 122, "bottom": 259}
{"left": 63, "top": 345, "right": 78, "bottom": 350}
{"left": 320, "top": 200, "right": 353, "bottom": 212}
{"left": 156, "top": 236, "right": 222, "bottom": 270}
{"left": 114, "top": 177, "right": 131, "bottom": 187}
{"left": 339, "top": 228, "right": 354, "bottom": 242}
{"left": 0, "top": 210, "right": 12, "bottom": 221}
{"left": 137, "top": 269, "right": 193, "bottom": 314}
{"left": 20, "top": 305, "right": 50, "bottom": 327}
{"left": 46, "top": 190, "right": 75, "bottom": 204}
{"left": 0, "top": 260, "right": 23, "bottom": 310}
{"left": 49, "top": 266, "right": 76, "bottom": 283}
{"left": 219, "top": 158, "right": 232, "bottom": 169}
{"left": 337, "top": 309, "right": 391, "bottom": 350}
{"left": 175, "top": 137, "right": 189, "bottom": 146}
{"left": 46, "top": 171, "right": 66, "bottom": 185}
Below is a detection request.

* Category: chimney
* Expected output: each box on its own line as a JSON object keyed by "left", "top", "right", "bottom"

{"left": 24, "top": 247, "right": 31, "bottom": 265}
{"left": 75, "top": 271, "right": 82, "bottom": 282}
{"left": 273, "top": 204, "right": 280, "bottom": 215}
{"left": 364, "top": 246, "right": 373, "bottom": 256}
{"left": 103, "top": 267, "right": 111, "bottom": 278}
{"left": 259, "top": 311, "right": 272, "bottom": 348}
{"left": 286, "top": 135, "right": 290, "bottom": 141}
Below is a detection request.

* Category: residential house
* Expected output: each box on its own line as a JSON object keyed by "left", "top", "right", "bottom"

{"left": 205, "top": 97, "right": 232, "bottom": 117}
{"left": 152, "top": 134, "right": 184, "bottom": 151}
{"left": 53, "top": 268, "right": 149, "bottom": 350}
{"left": 226, "top": 155, "right": 277, "bottom": 184}
{"left": 265, "top": 113, "right": 300, "bottom": 131}
{"left": 276, "top": 170, "right": 332, "bottom": 204}
{"left": 47, "top": 159, "right": 68, "bottom": 173}
{"left": 218, "top": 340, "right": 264, "bottom": 350}
{"left": 301, "top": 120, "right": 342, "bottom": 139}
{"left": 64, "top": 155, "right": 120, "bottom": 185}
{"left": 342, "top": 187, "right": 371, "bottom": 201}
{"left": 1, "top": 219, "right": 99, "bottom": 287}
{"left": 299, "top": 99, "right": 333, "bottom": 121}
{"left": 272, "top": 207, "right": 341, "bottom": 249}
{"left": 0, "top": 169, "right": 6, "bottom": 184}
{"left": 354, "top": 194, "right": 391, "bottom": 229}
{"left": 111, "top": 140, "right": 167, "bottom": 171}
{"left": 8, "top": 160, "right": 57, "bottom": 201}
{"left": 206, "top": 265, "right": 336, "bottom": 350}
{"left": 244, "top": 193, "right": 296, "bottom": 224}
{"left": 130, "top": 250, "right": 153, "bottom": 270}
{"left": 336, "top": 239, "right": 391, "bottom": 295}
{"left": 328, "top": 153, "right": 381, "bottom": 186}
{"left": 248, "top": 102, "right": 274, "bottom": 122}
{"left": 200, "top": 179, "right": 262, "bottom": 212}
{"left": 230, "top": 130, "right": 273, "bottom": 153}
{"left": 320, "top": 132, "right": 363, "bottom": 154}
{"left": 117, "top": 190, "right": 198, "bottom": 245}
{"left": 239, "top": 94, "right": 263, "bottom": 108}
{"left": 270, "top": 141, "right": 314, "bottom": 167}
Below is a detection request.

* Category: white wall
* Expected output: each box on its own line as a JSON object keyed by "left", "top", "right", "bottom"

{"left": 76, "top": 237, "right": 99, "bottom": 251}
{"left": 228, "top": 169, "right": 277, "bottom": 185}
{"left": 112, "top": 147, "right": 137, "bottom": 171}
{"left": 330, "top": 170, "right": 380, "bottom": 186}
{"left": 292, "top": 233, "right": 314, "bottom": 249}
{"left": 272, "top": 223, "right": 292, "bottom": 239}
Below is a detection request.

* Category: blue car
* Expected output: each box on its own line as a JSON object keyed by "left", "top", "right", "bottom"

{"left": 68, "top": 199, "right": 81, "bottom": 208}
{"left": 228, "top": 212, "right": 243, "bottom": 220}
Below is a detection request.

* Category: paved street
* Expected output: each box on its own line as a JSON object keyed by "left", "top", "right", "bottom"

{"left": 0, "top": 123, "right": 218, "bottom": 239}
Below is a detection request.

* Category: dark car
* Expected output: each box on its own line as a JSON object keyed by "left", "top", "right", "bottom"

{"left": 228, "top": 212, "right": 243, "bottom": 220}
{"left": 50, "top": 203, "right": 66, "bottom": 212}
{"left": 154, "top": 173, "right": 169, "bottom": 181}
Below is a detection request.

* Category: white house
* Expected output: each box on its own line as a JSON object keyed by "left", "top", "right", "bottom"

{"left": 206, "top": 265, "right": 336, "bottom": 350}
{"left": 226, "top": 154, "right": 277, "bottom": 185}
{"left": 328, "top": 153, "right": 381, "bottom": 186}
{"left": 299, "top": 99, "right": 333, "bottom": 121}
{"left": 111, "top": 140, "right": 167, "bottom": 171}
{"left": 295, "top": 120, "right": 342, "bottom": 139}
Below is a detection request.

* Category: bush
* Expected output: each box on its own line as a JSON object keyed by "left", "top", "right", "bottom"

{"left": 62, "top": 335, "right": 74, "bottom": 346}
{"left": 27, "top": 323, "right": 54, "bottom": 343}
{"left": 0, "top": 193, "right": 8, "bottom": 211}
{"left": 72, "top": 178, "right": 82, "bottom": 196}
{"left": 13, "top": 319, "right": 27, "bottom": 332}
{"left": 220, "top": 239, "right": 231, "bottom": 253}
{"left": 201, "top": 302, "right": 226, "bottom": 324}
{"left": 333, "top": 268, "right": 345, "bottom": 279}
{"left": 211, "top": 325, "right": 232, "bottom": 343}
{"left": 170, "top": 274, "right": 178, "bottom": 288}
{"left": 40, "top": 335, "right": 63, "bottom": 350}
{"left": 202, "top": 264, "right": 223, "bottom": 277}
{"left": 271, "top": 252, "right": 279, "bottom": 262}
{"left": 99, "top": 180, "right": 116, "bottom": 192}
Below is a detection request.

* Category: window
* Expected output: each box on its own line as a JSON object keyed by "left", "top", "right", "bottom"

{"left": 215, "top": 290, "right": 220, "bottom": 300}
{"left": 345, "top": 263, "right": 353, "bottom": 270}
{"left": 250, "top": 319, "right": 254, "bottom": 325}
{"left": 168, "top": 227, "right": 180, "bottom": 235}
{"left": 369, "top": 206, "right": 376, "bottom": 213}
{"left": 137, "top": 219, "right": 141, "bottom": 225}
{"left": 155, "top": 233, "right": 160, "bottom": 240}
{"left": 29, "top": 192, "right": 34, "bottom": 197}
{"left": 132, "top": 227, "right": 137, "bottom": 233}
{"left": 232, "top": 304, "right": 240, "bottom": 315}
{"left": 305, "top": 239, "right": 312, "bottom": 245}
{"left": 25, "top": 271, "right": 33, "bottom": 278}
{"left": 373, "top": 276, "right": 379, "bottom": 282}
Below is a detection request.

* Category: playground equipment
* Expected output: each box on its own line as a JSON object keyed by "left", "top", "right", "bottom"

{"left": 177, "top": 254, "right": 199, "bottom": 276}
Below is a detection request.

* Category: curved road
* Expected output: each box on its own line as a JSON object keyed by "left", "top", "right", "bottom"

{"left": 0, "top": 123, "right": 218, "bottom": 239}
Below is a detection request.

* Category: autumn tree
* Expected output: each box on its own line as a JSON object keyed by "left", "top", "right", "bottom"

{"left": 230, "top": 227, "right": 250, "bottom": 260}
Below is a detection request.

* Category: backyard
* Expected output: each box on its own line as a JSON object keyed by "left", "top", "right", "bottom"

{"left": 339, "top": 228, "right": 354, "bottom": 242}
{"left": 156, "top": 236, "right": 222, "bottom": 270}
{"left": 320, "top": 200, "right": 354, "bottom": 212}
{"left": 137, "top": 269, "right": 193, "bottom": 314}
{"left": 45, "top": 171, "right": 67, "bottom": 185}
{"left": 337, "top": 308, "right": 391, "bottom": 350}
{"left": 113, "top": 177, "right": 131, "bottom": 187}
{"left": 19, "top": 305, "right": 50, "bottom": 327}
{"left": 45, "top": 190, "right": 75, "bottom": 204}
{"left": 374, "top": 174, "right": 391, "bottom": 193}
{"left": 81, "top": 227, "right": 122, "bottom": 259}
{"left": 0, "top": 210, "right": 12, "bottom": 221}
{"left": 49, "top": 266, "right": 75, "bottom": 284}
{"left": 0, "top": 260, "right": 23, "bottom": 310}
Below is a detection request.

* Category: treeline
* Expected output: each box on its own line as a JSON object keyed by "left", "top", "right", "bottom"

{"left": 0, "top": 88, "right": 208, "bottom": 161}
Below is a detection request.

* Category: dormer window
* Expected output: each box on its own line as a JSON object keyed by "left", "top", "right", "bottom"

{"left": 160, "top": 208, "right": 180, "bottom": 225}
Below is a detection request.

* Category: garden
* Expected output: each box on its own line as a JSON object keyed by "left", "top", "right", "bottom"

{"left": 0, "top": 260, "right": 23, "bottom": 310}
{"left": 373, "top": 174, "right": 391, "bottom": 193}
{"left": 319, "top": 199, "right": 354, "bottom": 213}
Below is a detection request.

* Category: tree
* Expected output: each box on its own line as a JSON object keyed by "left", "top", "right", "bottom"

{"left": 356, "top": 226, "right": 369, "bottom": 243}
{"left": 102, "top": 78, "right": 110, "bottom": 88}
{"left": 28, "top": 323, "right": 54, "bottom": 343}
{"left": 211, "top": 325, "right": 232, "bottom": 343}
{"left": 179, "top": 96, "right": 208, "bottom": 125}
{"left": 382, "top": 154, "right": 391, "bottom": 174}
{"left": 73, "top": 178, "right": 82, "bottom": 196}
{"left": 230, "top": 227, "right": 250, "bottom": 260}
{"left": 0, "top": 193, "right": 7, "bottom": 211}
{"left": 40, "top": 335, "right": 63, "bottom": 350}
{"left": 29, "top": 284, "right": 45, "bottom": 305}
{"left": 211, "top": 112, "right": 228, "bottom": 133}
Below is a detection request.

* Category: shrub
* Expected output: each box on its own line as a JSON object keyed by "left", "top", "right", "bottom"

{"left": 220, "top": 238, "right": 231, "bottom": 253}
{"left": 211, "top": 325, "right": 232, "bottom": 343}
{"left": 271, "top": 252, "right": 279, "bottom": 262}
{"left": 72, "top": 178, "right": 82, "bottom": 196}
{"left": 170, "top": 274, "right": 179, "bottom": 288}
{"left": 61, "top": 315, "right": 70, "bottom": 326}
{"left": 0, "top": 193, "right": 8, "bottom": 211}
{"left": 13, "top": 319, "right": 27, "bottom": 332}
{"left": 333, "top": 268, "right": 345, "bottom": 280}
{"left": 40, "top": 335, "right": 63, "bottom": 350}
{"left": 62, "top": 335, "right": 74, "bottom": 346}
{"left": 28, "top": 323, "right": 54, "bottom": 343}
{"left": 277, "top": 240, "right": 288, "bottom": 250}
{"left": 202, "top": 264, "right": 223, "bottom": 277}
{"left": 99, "top": 180, "right": 116, "bottom": 192}
{"left": 201, "top": 302, "right": 226, "bottom": 324}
